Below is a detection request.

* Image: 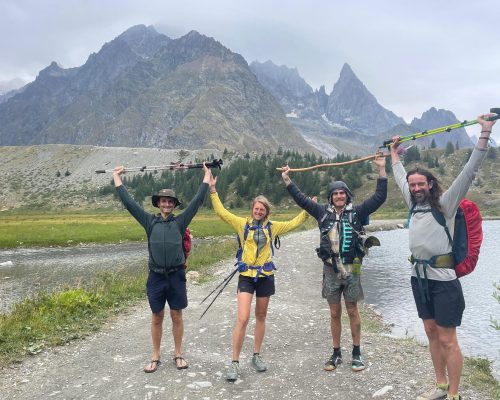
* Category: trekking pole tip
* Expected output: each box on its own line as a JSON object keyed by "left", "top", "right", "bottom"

{"left": 95, "top": 170, "right": 106, "bottom": 174}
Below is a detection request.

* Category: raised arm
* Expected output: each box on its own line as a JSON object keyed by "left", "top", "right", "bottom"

{"left": 176, "top": 163, "right": 210, "bottom": 231}
{"left": 112, "top": 166, "right": 151, "bottom": 228}
{"left": 281, "top": 165, "right": 324, "bottom": 220}
{"left": 208, "top": 171, "right": 246, "bottom": 232}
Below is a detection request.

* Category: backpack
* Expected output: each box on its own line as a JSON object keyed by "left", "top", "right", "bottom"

{"left": 430, "top": 198, "right": 483, "bottom": 277}
{"left": 182, "top": 228, "right": 192, "bottom": 262}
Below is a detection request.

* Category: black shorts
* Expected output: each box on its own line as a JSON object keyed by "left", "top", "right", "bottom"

{"left": 146, "top": 269, "right": 187, "bottom": 313}
{"left": 237, "top": 275, "right": 275, "bottom": 297}
{"left": 411, "top": 276, "right": 465, "bottom": 327}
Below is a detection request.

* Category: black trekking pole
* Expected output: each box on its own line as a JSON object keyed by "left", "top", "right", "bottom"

{"left": 200, "top": 266, "right": 239, "bottom": 305}
{"left": 95, "top": 159, "right": 223, "bottom": 174}
{"left": 199, "top": 266, "right": 238, "bottom": 320}
{"left": 380, "top": 108, "right": 500, "bottom": 148}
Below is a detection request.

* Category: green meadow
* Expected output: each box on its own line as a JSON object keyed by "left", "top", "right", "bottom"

{"left": 0, "top": 207, "right": 316, "bottom": 248}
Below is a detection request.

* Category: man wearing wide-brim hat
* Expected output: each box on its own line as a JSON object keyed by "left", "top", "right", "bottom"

{"left": 113, "top": 164, "right": 211, "bottom": 373}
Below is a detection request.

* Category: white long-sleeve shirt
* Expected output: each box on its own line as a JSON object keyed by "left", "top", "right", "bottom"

{"left": 392, "top": 146, "right": 487, "bottom": 281}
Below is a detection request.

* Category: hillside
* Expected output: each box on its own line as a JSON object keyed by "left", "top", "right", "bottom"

{"left": 1, "top": 145, "right": 499, "bottom": 215}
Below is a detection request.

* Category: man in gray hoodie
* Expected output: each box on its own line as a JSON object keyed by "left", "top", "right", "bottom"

{"left": 390, "top": 113, "right": 496, "bottom": 400}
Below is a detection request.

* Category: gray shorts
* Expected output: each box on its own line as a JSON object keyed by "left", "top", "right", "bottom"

{"left": 322, "top": 264, "right": 364, "bottom": 304}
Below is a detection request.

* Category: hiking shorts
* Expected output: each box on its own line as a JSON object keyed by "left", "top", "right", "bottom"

{"left": 411, "top": 276, "right": 465, "bottom": 327}
{"left": 322, "top": 264, "right": 364, "bottom": 304}
{"left": 237, "top": 275, "right": 275, "bottom": 297}
{"left": 146, "top": 269, "right": 187, "bottom": 313}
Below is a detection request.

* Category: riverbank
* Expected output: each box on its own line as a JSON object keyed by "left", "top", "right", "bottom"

{"left": 0, "top": 229, "right": 497, "bottom": 399}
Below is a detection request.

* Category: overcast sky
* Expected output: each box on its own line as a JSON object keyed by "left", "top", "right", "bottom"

{"left": 1, "top": 0, "right": 498, "bottom": 138}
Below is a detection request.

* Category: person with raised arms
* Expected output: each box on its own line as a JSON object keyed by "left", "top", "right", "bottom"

{"left": 281, "top": 154, "right": 387, "bottom": 373}
{"left": 389, "top": 114, "right": 496, "bottom": 400}
{"left": 113, "top": 163, "right": 211, "bottom": 373}
{"left": 207, "top": 170, "right": 311, "bottom": 381}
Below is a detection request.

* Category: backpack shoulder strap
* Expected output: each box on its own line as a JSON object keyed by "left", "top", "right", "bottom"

{"left": 430, "top": 207, "right": 453, "bottom": 245}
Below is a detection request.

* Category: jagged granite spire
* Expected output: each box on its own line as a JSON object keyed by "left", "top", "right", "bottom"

{"left": 326, "top": 63, "right": 404, "bottom": 135}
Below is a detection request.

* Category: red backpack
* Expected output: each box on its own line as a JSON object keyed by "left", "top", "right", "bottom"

{"left": 431, "top": 198, "right": 483, "bottom": 277}
{"left": 182, "top": 228, "right": 192, "bottom": 265}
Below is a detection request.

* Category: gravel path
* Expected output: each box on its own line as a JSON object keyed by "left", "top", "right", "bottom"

{"left": 0, "top": 229, "right": 491, "bottom": 399}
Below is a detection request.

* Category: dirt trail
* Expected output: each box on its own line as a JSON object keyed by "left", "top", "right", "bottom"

{"left": 0, "top": 229, "right": 489, "bottom": 399}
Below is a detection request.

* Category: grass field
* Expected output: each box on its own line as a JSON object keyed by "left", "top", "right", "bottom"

{"left": 0, "top": 207, "right": 319, "bottom": 248}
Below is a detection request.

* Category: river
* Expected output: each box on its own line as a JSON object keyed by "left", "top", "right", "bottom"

{"left": 363, "top": 220, "right": 500, "bottom": 377}
{"left": 1, "top": 222, "right": 499, "bottom": 376}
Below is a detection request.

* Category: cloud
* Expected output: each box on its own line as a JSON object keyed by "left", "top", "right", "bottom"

{"left": 0, "top": 0, "right": 498, "bottom": 138}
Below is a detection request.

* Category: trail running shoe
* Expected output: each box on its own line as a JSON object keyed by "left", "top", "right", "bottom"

{"left": 416, "top": 385, "right": 448, "bottom": 400}
{"left": 351, "top": 354, "right": 366, "bottom": 372}
{"left": 252, "top": 353, "right": 268, "bottom": 372}
{"left": 226, "top": 361, "right": 240, "bottom": 381}
{"left": 324, "top": 353, "right": 342, "bottom": 371}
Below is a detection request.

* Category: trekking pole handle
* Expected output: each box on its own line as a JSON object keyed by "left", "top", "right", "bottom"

{"left": 488, "top": 108, "right": 500, "bottom": 121}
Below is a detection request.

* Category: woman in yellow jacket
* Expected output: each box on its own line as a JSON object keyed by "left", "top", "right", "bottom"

{"left": 208, "top": 173, "right": 311, "bottom": 381}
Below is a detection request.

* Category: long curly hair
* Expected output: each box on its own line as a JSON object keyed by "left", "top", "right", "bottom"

{"left": 406, "top": 167, "right": 443, "bottom": 211}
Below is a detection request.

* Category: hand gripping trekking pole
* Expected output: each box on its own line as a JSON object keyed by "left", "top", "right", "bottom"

{"left": 380, "top": 108, "right": 500, "bottom": 149}
{"left": 199, "top": 266, "right": 238, "bottom": 320}
{"left": 95, "top": 159, "right": 223, "bottom": 174}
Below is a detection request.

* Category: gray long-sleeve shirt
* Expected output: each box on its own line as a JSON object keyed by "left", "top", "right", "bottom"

{"left": 392, "top": 146, "right": 487, "bottom": 281}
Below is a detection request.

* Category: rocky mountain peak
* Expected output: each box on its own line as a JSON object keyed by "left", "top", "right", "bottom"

{"left": 249, "top": 60, "right": 312, "bottom": 101}
{"left": 115, "top": 24, "right": 169, "bottom": 58}
{"left": 326, "top": 63, "right": 404, "bottom": 135}
{"left": 410, "top": 108, "right": 473, "bottom": 148}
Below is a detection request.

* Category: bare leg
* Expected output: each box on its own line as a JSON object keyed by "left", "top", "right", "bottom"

{"left": 345, "top": 301, "right": 361, "bottom": 346}
{"left": 144, "top": 309, "right": 164, "bottom": 372}
{"left": 436, "top": 325, "right": 462, "bottom": 395}
{"left": 329, "top": 302, "right": 342, "bottom": 348}
{"left": 422, "top": 319, "right": 448, "bottom": 386}
{"left": 253, "top": 296, "right": 270, "bottom": 354}
{"left": 170, "top": 309, "right": 187, "bottom": 368}
{"left": 232, "top": 291, "right": 253, "bottom": 361}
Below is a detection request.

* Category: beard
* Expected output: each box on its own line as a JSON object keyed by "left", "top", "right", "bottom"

{"left": 410, "top": 190, "right": 429, "bottom": 204}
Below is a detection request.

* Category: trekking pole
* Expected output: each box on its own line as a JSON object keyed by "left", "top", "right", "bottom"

{"left": 380, "top": 108, "right": 500, "bottom": 149}
{"left": 275, "top": 152, "right": 390, "bottom": 173}
{"left": 199, "top": 266, "right": 238, "bottom": 320}
{"left": 95, "top": 159, "right": 223, "bottom": 174}
{"left": 199, "top": 266, "right": 239, "bottom": 305}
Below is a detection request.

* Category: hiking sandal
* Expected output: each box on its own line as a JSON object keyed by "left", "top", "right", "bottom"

{"left": 173, "top": 356, "right": 188, "bottom": 370}
{"left": 144, "top": 359, "right": 161, "bottom": 373}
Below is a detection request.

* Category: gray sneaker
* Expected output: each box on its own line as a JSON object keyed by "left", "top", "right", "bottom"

{"left": 252, "top": 353, "right": 267, "bottom": 372}
{"left": 351, "top": 354, "right": 366, "bottom": 372}
{"left": 226, "top": 361, "right": 240, "bottom": 381}
{"left": 416, "top": 385, "right": 448, "bottom": 400}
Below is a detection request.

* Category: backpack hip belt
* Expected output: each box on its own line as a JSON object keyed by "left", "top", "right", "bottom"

{"left": 237, "top": 261, "right": 276, "bottom": 281}
{"left": 410, "top": 253, "right": 454, "bottom": 303}
{"left": 409, "top": 253, "right": 454, "bottom": 269}
{"left": 150, "top": 264, "right": 185, "bottom": 275}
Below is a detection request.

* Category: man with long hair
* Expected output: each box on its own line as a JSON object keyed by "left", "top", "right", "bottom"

{"left": 390, "top": 114, "right": 496, "bottom": 400}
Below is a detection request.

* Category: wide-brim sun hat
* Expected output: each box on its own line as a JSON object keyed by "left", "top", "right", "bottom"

{"left": 151, "top": 188, "right": 181, "bottom": 208}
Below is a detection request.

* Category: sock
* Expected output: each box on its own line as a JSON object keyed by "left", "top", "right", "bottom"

{"left": 352, "top": 345, "right": 361, "bottom": 357}
{"left": 253, "top": 353, "right": 259, "bottom": 356}
{"left": 446, "top": 394, "right": 460, "bottom": 400}
{"left": 437, "top": 383, "right": 449, "bottom": 390}
{"left": 232, "top": 360, "right": 239, "bottom": 364}
{"left": 333, "top": 347, "right": 342, "bottom": 357}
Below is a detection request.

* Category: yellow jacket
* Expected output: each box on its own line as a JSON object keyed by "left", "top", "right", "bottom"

{"left": 210, "top": 192, "right": 309, "bottom": 278}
